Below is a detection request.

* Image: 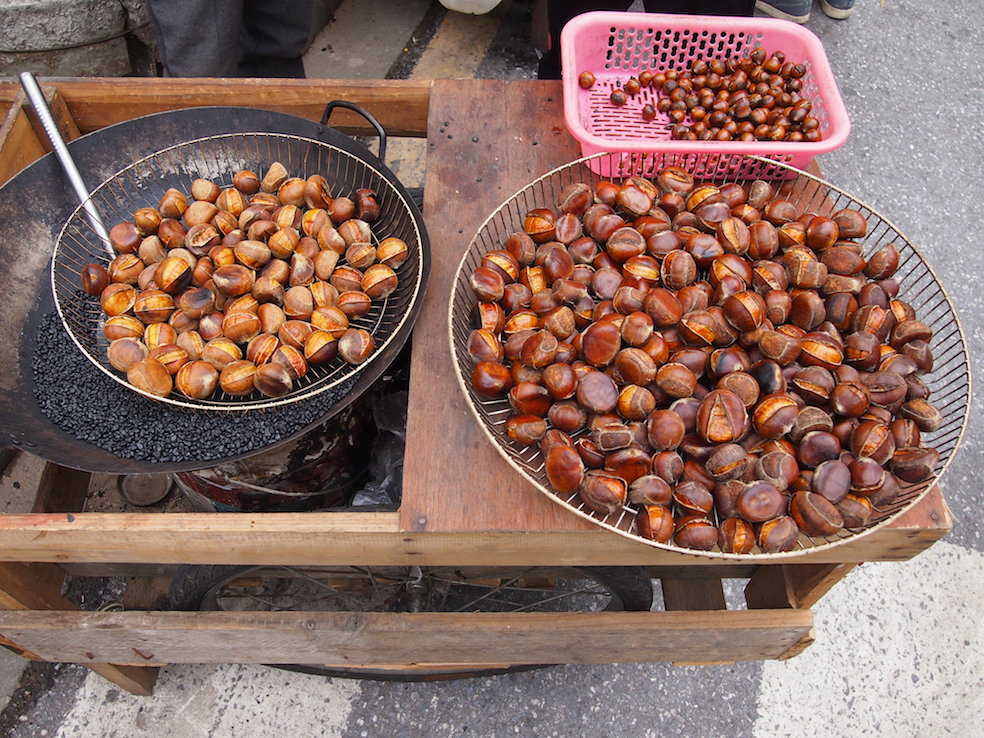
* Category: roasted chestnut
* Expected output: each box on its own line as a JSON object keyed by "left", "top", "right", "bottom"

{"left": 127, "top": 357, "right": 173, "bottom": 397}
{"left": 175, "top": 360, "right": 219, "bottom": 399}
{"left": 756, "top": 515, "right": 800, "bottom": 553}
{"left": 735, "top": 480, "right": 786, "bottom": 522}
{"left": 337, "top": 328, "right": 375, "bottom": 365}
{"left": 107, "top": 337, "right": 150, "bottom": 372}
{"left": 149, "top": 343, "right": 189, "bottom": 375}
{"left": 790, "top": 490, "right": 843, "bottom": 537}
{"left": 81, "top": 263, "right": 111, "bottom": 295}
{"left": 718, "top": 517, "right": 755, "bottom": 554}
{"left": 578, "top": 470, "right": 627, "bottom": 514}
{"left": 637, "top": 505, "right": 674, "bottom": 543}
{"left": 673, "top": 515, "right": 717, "bottom": 551}
{"left": 696, "top": 389, "right": 748, "bottom": 443}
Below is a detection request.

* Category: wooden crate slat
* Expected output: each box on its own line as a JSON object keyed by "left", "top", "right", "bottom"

{"left": 744, "top": 563, "right": 858, "bottom": 610}
{"left": 30, "top": 86, "right": 83, "bottom": 146}
{"left": 402, "top": 79, "right": 589, "bottom": 535}
{"left": 0, "top": 609, "right": 814, "bottom": 666}
{"left": 0, "top": 492, "right": 951, "bottom": 566}
{"left": 48, "top": 77, "right": 433, "bottom": 137}
{"left": 0, "top": 99, "right": 46, "bottom": 186}
{"left": 662, "top": 578, "right": 727, "bottom": 611}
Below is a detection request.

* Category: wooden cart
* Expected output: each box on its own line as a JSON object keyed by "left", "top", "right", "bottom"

{"left": 0, "top": 78, "right": 952, "bottom": 695}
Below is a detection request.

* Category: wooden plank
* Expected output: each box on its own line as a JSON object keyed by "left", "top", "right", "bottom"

{"left": 32, "top": 463, "right": 91, "bottom": 514}
{"left": 0, "top": 633, "right": 42, "bottom": 661}
{"left": 778, "top": 630, "right": 816, "bottom": 660}
{"left": 46, "top": 77, "right": 433, "bottom": 138}
{"left": 662, "top": 578, "right": 727, "bottom": 611}
{"left": 0, "top": 609, "right": 814, "bottom": 666}
{"left": 0, "top": 562, "right": 74, "bottom": 611}
{"left": 0, "top": 562, "right": 157, "bottom": 695}
{"left": 0, "top": 452, "right": 48, "bottom": 515}
{"left": 402, "top": 78, "right": 592, "bottom": 534}
{"left": 0, "top": 447, "right": 18, "bottom": 476}
{"left": 21, "top": 86, "right": 83, "bottom": 151}
{"left": 0, "top": 484, "right": 950, "bottom": 565}
{"left": 84, "top": 663, "right": 156, "bottom": 696}
{"left": 0, "top": 100, "right": 46, "bottom": 186}
{"left": 122, "top": 576, "right": 173, "bottom": 612}
{"left": 0, "top": 83, "right": 20, "bottom": 103}
{"left": 744, "top": 563, "right": 857, "bottom": 610}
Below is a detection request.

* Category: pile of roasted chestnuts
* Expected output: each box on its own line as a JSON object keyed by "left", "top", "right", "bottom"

{"left": 579, "top": 46, "right": 823, "bottom": 143}
{"left": 466, "top": 165, "right": 942, "bottom": 554}
{"left": 80, "top": 162, "right": 407, "bottom": 401}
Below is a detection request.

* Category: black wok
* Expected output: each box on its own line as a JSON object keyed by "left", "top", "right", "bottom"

{"left": 0, "top": 103, "right": 429, "bottom": 474}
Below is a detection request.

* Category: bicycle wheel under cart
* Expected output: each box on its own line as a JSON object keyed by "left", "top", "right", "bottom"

{"left": 170, "top": 564, "right": 654, "bottom": 681}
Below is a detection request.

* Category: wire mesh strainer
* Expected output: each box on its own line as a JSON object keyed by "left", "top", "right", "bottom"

{"left": 52, "top": 131, "right": 428, "bottom": 411}
{"left": 448, "top": 152, "right": 969, "bottom": 560}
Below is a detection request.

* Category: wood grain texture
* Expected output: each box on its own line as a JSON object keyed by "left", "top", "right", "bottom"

{"left": 47, "top": 77, "right": 432, "bottom": 137}
{"left": 31, "top": 87, "right": 83, "bottom": 147}
{"left": 744, "top": 562, "right": 857, "bottom": 610}
{"left": 0, "top": 562, "right": 73, "bottom": 611}
{"left": 32, "top": 463, "right": 90, "bottom": 514}
{"left": 662, "top": 578, "right": 727, "bottom": 611}
{"left": 402, "top": 79, "right": 594, "bottom": 534}
{"left": 0, "top": 101, "right": 46, "bottom": 186}
{"left": 0, "top": 561, "right": 157, "bottom": 695}
{"left": 0, "top": 487, "right": 949, "bottom": 565}
{"left": 0, "top": 609, "right": 813, "bottom": 666}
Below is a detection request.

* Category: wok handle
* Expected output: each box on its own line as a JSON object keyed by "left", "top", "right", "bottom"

{"left": 321, "top": 100, "right": 387, "bottom": 164}
{"left": 19, "top": 72, "right": 112, "bottom": 253}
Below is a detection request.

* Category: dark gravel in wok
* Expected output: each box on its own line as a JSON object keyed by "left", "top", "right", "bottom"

{"left": 33, "top": 311, "right": 355, "bottom": 465}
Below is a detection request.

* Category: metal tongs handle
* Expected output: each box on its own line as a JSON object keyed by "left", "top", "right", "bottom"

{"left": 19, "top": 72, "right": 111, "bottom": 253}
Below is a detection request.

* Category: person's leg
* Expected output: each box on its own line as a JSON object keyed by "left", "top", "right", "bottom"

{"left": 754, "top": 0, "right": 811, "bottom": 23}
{"left": 146, "top": 0, "right": 244, "bottom": 77}
{"left": 819, "top": 0, "right": 855, "bottom": 19}
{"left": 642, "top": 0, "right": 755, "bottom": 13}
{"left": 538, "top": 1, "right": 633, "bottom": 80}
{"left": 238, "top": 0, "right": 313, "bottom": 78}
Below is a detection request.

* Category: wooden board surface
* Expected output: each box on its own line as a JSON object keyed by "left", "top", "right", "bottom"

{"left": 44, "top": 78, "right": 432, "bottom": 138}
{"left": 0, "top": 78, "right": 954, "bottom": 566}
{"left": 402, "top": 78, "right": 595, "bottom": 534}
{"left": 0, "top": 498, "right": 948, "bottom": 565}
{"left": 0, "top": 100, "right": 45, "bottom": 186}
{"left": 0, "top": 609, "right": 814, "bottom": 666}
{"left": 398, "top": 78, "right": 954, "bottom": 555}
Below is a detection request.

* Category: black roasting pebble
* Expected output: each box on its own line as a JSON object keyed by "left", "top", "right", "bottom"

{"left": 32, "top": 311, "right": 356, "bottom": 465}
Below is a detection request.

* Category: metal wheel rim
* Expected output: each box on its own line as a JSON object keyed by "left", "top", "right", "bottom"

{"left": 198, "top": 565, "right": 629, "bottom": 613}
{"left": 448, "top": 151, "right": 971, "bottom": 560}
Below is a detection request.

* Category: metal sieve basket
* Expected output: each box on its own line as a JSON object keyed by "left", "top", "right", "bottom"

{"left": 448, "top": 151, "right": 970, "bottom": 560}
{"left": 52, "top": 129, "right": 428, "bottom": 411}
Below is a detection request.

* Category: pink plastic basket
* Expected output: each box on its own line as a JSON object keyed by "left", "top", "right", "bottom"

{"left": 560, "top": 12, "right": 850, "bottom": 179}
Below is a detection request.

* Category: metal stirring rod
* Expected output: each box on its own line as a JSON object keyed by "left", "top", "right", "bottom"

{"left": 19, "top": 71, "right": 112, "bottom": 254}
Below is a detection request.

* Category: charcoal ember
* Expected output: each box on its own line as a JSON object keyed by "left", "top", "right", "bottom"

{"left": 33, "top": 311, "right": 354, "bottom": 465}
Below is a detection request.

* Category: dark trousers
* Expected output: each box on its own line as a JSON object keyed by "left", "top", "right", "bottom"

{"left": 148, "top": 0, "right": 313, "bottom": 78}
{"left": 538, "top": 1, "right": 756, "bottom": 79}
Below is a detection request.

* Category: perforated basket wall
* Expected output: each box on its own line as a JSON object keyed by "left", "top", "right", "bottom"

{"left": 52, "top": 132, "right": 428, "bottom": 411}
{"left": 561, "top": 12, "right": 851, "bottom": 179}
{"left": 448, "top": 153, "right": 969, "bottom": 560}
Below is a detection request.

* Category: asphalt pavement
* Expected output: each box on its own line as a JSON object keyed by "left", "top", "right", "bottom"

{"left": 1, "top": 1, "right": 982, "bottom": 736}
